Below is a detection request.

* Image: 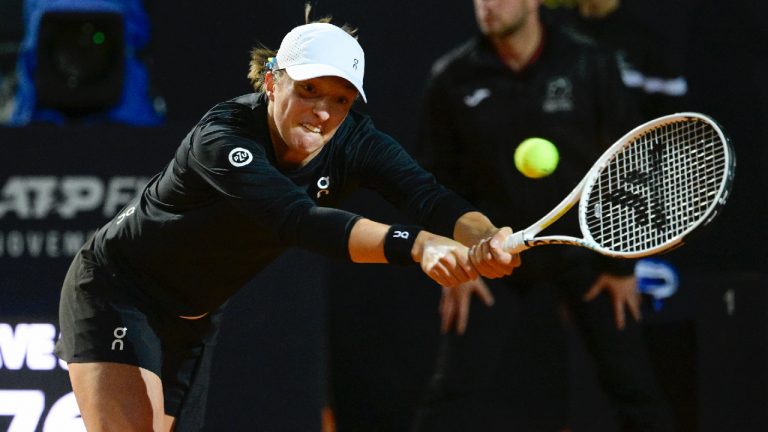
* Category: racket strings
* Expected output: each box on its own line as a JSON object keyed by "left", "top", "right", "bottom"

{"left": 584, "top": 119, "right": 727, "bottom": 253}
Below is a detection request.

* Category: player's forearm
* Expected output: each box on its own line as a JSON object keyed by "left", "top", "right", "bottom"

{"left": 348, "top": 218, "right": 480, "bottom": 287}
{"left": 347, "top": 218, "right": 389, "bottom": 263}
{"left": 346, "top": 218, "right": 438, "bottom": 265}
{"left": 453, "top": 211, "right": 499, "bottom": 246}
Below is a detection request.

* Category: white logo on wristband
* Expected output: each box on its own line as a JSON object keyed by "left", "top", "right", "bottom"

{"left": 393, "top": 230, "right": 410, "bottom": 239}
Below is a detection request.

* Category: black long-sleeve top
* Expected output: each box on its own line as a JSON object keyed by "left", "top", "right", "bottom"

{"left": 93, "top": 93, "right": 476, "bottom": 315}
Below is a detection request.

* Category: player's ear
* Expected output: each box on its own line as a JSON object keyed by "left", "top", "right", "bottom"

{"left": 265, "top": 71, "right": 276, "bottom": 100}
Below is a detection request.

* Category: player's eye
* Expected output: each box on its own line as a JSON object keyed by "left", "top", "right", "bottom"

{"left": 294, "top": 82, "right": 315, "bottom": 97}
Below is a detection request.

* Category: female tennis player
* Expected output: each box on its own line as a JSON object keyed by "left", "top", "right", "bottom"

{"left": 54, "top": 15, "right": 519, "bottom": 431}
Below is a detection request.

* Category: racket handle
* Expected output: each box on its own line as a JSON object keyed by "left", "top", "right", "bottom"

{"left": 503, "top": 231, "right": 529, "bottom": 254}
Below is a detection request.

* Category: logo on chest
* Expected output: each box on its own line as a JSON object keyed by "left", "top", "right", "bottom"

{"left": 463, "top": 88, "right": 491, "bottom": 107}
{"left": 542, "top": 77, "right": 574, "bottom": 113}
{"left": 316, "top": 176, "right": 330, "bottom": 199}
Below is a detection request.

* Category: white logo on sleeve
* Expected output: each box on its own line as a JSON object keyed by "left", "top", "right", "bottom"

{"left": 228, "top": 148, "right": 253, "bottom": 167}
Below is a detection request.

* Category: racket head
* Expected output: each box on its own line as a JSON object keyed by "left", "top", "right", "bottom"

{"left": 578, "top": 112, "right": 735, "bottom": 258}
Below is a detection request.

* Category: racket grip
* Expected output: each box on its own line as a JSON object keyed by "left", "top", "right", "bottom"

{"left": 503, "top": 231, "right": 529, "bottom": 254}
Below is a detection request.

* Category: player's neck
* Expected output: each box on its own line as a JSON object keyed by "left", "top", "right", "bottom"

{"left": 491, "top": 19, "right": 543, "bottom": 72}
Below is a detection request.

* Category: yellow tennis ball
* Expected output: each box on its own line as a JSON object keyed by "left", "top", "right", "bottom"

{"left": 514, "top": 137, "right": 560, "bottom": 179}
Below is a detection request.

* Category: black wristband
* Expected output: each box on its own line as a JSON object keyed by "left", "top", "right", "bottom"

{"left": 383, "top": 225, "right": 422, "bottom": 265}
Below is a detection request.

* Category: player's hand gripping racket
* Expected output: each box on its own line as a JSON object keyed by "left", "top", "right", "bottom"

{"left": 503, "top": 112, "right": 735, "bottom": 258}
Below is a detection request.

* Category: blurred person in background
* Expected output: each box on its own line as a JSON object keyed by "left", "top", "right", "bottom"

{"left": 412, "top": 0, "right": 676, "bottom": 430}
{"left": 543, "top": 0, "right": 689, "bottom": 119}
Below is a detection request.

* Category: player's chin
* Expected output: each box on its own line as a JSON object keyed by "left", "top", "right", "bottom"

{"left": 292, "top": 135, "right": 326, "bottom": 154}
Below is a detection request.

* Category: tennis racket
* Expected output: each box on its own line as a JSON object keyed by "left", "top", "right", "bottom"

{"left": 503, "top": 112, "right": 735, "bottom": 258}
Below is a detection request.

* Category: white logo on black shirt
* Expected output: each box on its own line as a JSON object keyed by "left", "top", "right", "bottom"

{"left": 464, "top": 88, "right": 491, "bottom": 107}
{"left": 316, "top": 176, "right": 330, "bottom": 198}
{"left": 228, "top": 148, "right": 253, "bottom": 167}
{"left": 542, "top": 77, "right": 574, "bottom": 112}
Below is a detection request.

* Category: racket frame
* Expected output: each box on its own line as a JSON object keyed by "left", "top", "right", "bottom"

{"left": 504, "top": 112, "right": 734, "bottom": 258}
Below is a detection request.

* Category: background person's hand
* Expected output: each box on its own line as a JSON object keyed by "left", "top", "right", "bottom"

{"left": 439, "top": 278, "right": 495, "bottom": 335}
{"left": 583, "top": 272, "right": 642, "bottom": 330}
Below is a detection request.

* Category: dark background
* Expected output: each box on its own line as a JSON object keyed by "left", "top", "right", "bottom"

{"left": 1, "top": 0, "right": 766, "bottom": 431}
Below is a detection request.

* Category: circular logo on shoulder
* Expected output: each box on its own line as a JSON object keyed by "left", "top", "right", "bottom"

{"left": 228, "top": 147, "right": 253, "bottom": 167}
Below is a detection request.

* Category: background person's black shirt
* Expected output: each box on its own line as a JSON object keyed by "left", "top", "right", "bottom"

{"left": 419, "top": 23, "right": 641, "bottom": 276}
